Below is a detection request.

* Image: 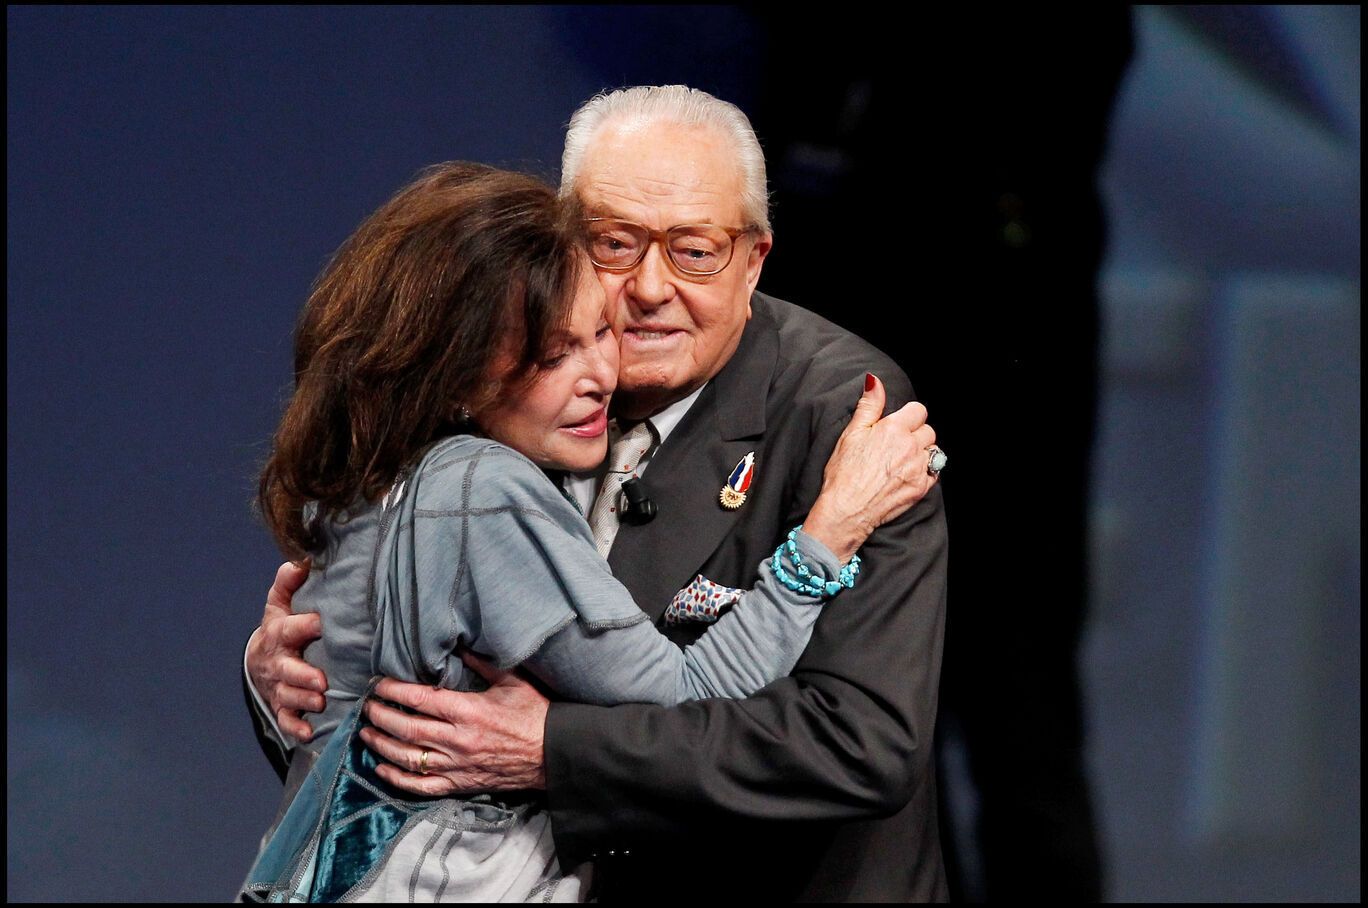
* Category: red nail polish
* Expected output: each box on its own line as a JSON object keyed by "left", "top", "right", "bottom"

{"left": 864, "top": 373, "right": 876, "bottom": 392}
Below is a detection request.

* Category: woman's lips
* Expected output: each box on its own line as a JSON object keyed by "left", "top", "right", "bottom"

{"left": 562, "top": 407, "right": 608, "bottom": 438}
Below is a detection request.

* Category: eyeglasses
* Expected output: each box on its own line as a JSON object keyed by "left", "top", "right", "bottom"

{"left": 584, "top": 218, "right": 758, "bottom": 277}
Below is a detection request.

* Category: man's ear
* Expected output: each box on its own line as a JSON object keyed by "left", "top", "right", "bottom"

{"left": 744, "top": 232, "right": 773, "bottom": 296}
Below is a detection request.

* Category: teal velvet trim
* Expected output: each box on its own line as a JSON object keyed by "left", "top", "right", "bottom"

{"left": 242, "top": 688, "right": 539, "bottom": 903}
{"left": 241, "top": 704, "right": 356, "bottom": 902}
{"left": 243, "top": 686, "right": 420, "bottom": 903}
{"left": 308, "top": 739, "right": 412, "bottom": 901}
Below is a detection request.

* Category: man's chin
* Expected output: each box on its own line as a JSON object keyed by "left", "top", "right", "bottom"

{"left": 612, "top": 372, "right": 688, "bottom": 419}
{"left": 616, "top": 365, "right": 677, "bottom": 394}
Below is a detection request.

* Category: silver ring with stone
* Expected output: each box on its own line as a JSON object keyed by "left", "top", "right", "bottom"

{"left": 926, "top": 445, "right": 948, "bottom": 477}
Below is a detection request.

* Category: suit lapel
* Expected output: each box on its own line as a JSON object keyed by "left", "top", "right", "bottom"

{"left": 608, "top": 300, "right": 778, "bottom": 623}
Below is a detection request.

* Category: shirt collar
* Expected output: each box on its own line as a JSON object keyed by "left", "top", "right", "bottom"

{"left": 640, "top": 383, "right": 706, "bottom": 446}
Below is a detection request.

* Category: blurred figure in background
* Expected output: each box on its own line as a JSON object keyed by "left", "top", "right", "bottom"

{"left": 749, "top": 8, "right": 1133, "bottom": 901}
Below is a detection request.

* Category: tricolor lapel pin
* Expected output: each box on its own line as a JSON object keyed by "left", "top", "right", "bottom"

{"left": 720, "top": 452, "right": 756, "bottom": 510}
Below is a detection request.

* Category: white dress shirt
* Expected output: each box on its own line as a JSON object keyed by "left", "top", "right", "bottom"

{"left": 562, "top": 383, "right": 706, "bottom": 515}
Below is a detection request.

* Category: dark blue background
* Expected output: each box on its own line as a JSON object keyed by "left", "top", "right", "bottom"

{"left": 7, "top": 8, "right": 766, "bottom": 899}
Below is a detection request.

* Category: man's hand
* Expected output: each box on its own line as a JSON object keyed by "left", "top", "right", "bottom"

{"left": 247, "top": 560, "right": 327, "bottom": 742}
{"left": 360, "top": 651, "right": 550, "bottom": 796}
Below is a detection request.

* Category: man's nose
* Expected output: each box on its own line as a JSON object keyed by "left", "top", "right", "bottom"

{"left": 625, "top": 242, "right": 677, "bottom": 309}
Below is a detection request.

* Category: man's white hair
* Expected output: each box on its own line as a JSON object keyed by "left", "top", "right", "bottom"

{"left": 560, "top": 85, "right": 771, "bottom": 233}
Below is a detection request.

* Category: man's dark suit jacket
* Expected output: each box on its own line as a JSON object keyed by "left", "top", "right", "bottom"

{"left": 545, "top": 292, "right": 949, "bottom": 902}
{"left": 247, "top": 292, "right": 949, "bottom": 901}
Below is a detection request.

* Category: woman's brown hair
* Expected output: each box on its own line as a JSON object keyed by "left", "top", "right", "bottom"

{"left": 258, "top": 162, "right": 582, "bottom": 561}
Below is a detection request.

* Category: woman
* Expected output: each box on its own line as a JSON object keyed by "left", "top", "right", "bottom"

{"left": 241, "top": 162, "right": 937, "bottom": 902}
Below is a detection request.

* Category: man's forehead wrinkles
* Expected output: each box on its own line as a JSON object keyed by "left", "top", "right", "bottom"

{"left": 587, "top": 174, "right": 726, "bottom": 200}
{"left": 583, "top": 181, "right": 734, "bottom": 225}
{"left": 633, "top": 174, "right": 724, "bottom": 197}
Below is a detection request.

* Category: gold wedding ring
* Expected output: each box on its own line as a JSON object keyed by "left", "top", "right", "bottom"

{"left": 419, "top": 748, "right": 430, "bottom": 775}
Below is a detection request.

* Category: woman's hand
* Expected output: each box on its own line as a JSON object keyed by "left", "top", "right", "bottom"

{"left": 803, "top": 373, "right": 940, "bottom": 562}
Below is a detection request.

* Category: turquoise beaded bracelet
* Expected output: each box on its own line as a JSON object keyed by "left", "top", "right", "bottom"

{"left": 770, "top": 525, "right": 862, "bottom": 598}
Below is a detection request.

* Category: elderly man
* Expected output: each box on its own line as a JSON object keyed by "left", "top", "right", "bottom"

{"left": 247, "top": 85, "right": 949, "bottom": 901}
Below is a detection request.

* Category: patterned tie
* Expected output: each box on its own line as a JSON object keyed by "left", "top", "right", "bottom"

{"left": 588, "top": 419, "right": 657, "bottom": 558}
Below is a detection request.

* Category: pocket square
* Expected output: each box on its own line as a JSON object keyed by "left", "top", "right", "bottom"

{"left": 664, "top": 574, "right": 744, "bottom": 625}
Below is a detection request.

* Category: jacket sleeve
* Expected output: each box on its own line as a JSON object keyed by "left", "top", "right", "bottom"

{"left": 543, "top": 380, "right": 948, "bottom": 863}
{"left": 437, "top": 451, "right": 848, "bottom": 706}
{"left": 242, "top": 659, "right": 291, "bottom": 783}
{"left": 523, "top": 532, "right": 844, "bottom": 707}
